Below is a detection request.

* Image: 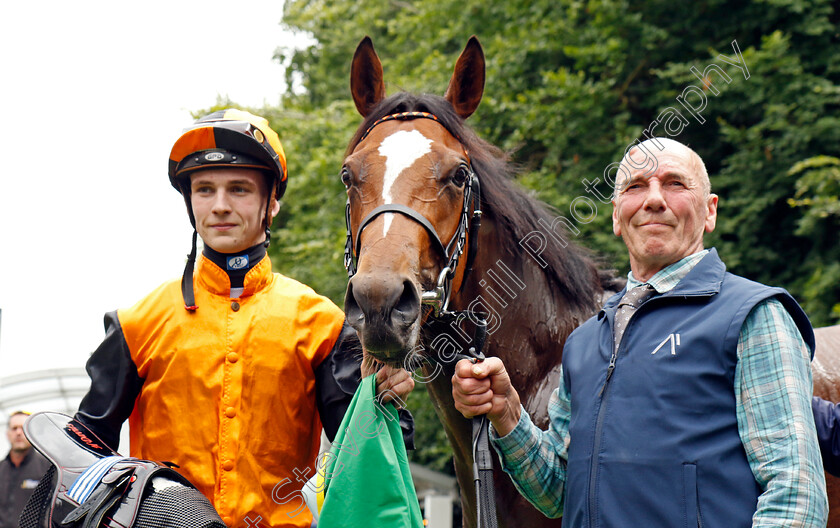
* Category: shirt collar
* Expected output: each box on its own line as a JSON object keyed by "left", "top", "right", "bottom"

{"left": 626, "top": 249, "right": 710, "bottom": 294}
{"left": 202, "top": 242, "right": 267, "bottom": 290}
{"left": 4, "top": 449, "right": 33, "bottom": 467}
{"left": 196, "top": 252, "right": 273, "bottom": 298}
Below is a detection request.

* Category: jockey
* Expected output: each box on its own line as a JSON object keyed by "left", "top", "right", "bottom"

{"left": 74, "top": 109, "right": 414, "bottom": 528}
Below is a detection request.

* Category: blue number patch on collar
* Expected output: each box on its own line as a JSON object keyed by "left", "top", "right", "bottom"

{"left": 227, "top": 254, "right": 249, "bottom": 271}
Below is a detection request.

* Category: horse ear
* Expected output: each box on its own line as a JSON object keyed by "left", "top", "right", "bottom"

{"left": 445, "top": 36, "right": 485, "bottom": 119}
{"left": 350, "top": 36, "right": 387, "bottom": 117}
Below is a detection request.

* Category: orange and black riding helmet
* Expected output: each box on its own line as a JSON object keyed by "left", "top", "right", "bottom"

{"left": 169, "top": 108, "right": 287, "bottom": 200}
{"left": 169, "top": 109, "right": 288, "bottom": 311}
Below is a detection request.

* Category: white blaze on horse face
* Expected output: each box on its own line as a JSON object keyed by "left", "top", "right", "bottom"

{"left": 377, "top": 129, "right": 433, "bottom": 235}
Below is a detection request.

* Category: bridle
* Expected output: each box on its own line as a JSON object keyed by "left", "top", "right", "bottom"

{"left": 343, "top": 111, "right": 498, "bottom": 528}
{"left": 343, "top": 111, "right": 483, "bottom": 317}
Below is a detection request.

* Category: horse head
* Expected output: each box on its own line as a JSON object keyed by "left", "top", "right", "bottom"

{"left": 343, "top": 36, "right": 485, "bottom": 364}
{"left": 342, "top": 36, "right": 616, "bottom": 527}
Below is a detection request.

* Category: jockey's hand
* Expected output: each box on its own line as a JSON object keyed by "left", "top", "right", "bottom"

{"left": 452, "top": 357, "right": 521, "bottom": 437}
{"left": 375, "top": 365, "right": 415, "bottom": 408}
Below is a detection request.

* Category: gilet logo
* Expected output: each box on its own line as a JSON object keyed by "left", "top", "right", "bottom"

{"left": 652, "top": 333, "right": 681, "bottom": 356}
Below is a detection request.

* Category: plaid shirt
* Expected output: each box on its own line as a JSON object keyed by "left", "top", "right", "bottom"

{"left": 493, "top": 250, "right": 828, "bottom": 526}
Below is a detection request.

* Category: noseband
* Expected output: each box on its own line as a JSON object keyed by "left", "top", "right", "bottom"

{"left": 343, "top": 111, "right": 483, "bottom": 317}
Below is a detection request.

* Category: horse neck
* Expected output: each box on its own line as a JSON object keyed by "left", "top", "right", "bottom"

{"left": 455, "top": 214, "right": 593, "bottom": 410}
{"left": 420, "top": 215, "right": 597, "bottom": 527}
{"left": 423, "top": 212, "right": 598, "bottom": 413}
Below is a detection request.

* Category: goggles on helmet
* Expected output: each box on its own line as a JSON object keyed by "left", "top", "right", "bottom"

{"left": 169, "top": 109, "right": 287, "bottom": 200}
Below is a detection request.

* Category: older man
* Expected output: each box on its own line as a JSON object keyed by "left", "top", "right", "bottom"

{"left": 452, "top": 138, "right": 827, "bottom": 526}
{"left": 0, "top": 411, "right": 50, "bottom": 528}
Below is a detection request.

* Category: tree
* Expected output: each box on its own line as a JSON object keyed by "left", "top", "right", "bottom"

{"left": 787, "top": 155, "right": 840, "bottom": 324}
{"left": 230, "top": 0, "right": 840, "bottom": 471}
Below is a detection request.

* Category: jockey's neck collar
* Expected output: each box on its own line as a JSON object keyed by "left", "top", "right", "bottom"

{"left": 202, "top": 243, "right": 267, "bottom": 289}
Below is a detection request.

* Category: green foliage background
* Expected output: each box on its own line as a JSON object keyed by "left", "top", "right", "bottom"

{"left": 203, "top": 0, "right": 840, "bottom": 473}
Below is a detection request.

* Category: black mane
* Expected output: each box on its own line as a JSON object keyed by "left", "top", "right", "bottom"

{"left": 347, "top": 92, "right": 612, "bottom": 310}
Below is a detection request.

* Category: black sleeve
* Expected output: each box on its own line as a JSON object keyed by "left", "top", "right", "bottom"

{"left": 813, "top": 396, "right": 840, "bottom": 477}
{"left": 315, "top": 321, "right": 361, "bottom": 442}
{"left": 396, "top": 408, "right": 415, "bottom": 451}
{"left": 315, "top": 320, "right": 415, "bottom": 449}
{"left": 74, "top": 311, "right": 144, "bottom": 451}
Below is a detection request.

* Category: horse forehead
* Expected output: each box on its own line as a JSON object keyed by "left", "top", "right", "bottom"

{"left": 370, "top": 129, "right": 432, "bottom": 236}
{"left": 377, "top": 129, "right": 434, "bottom": 171}
{"left": 351, "top": 128, "right": 432, "bottom": 178}
{"left": 347, "top": 122, "right": 465, "bottom": 207}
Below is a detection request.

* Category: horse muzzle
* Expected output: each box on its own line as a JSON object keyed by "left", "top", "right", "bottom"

{"left": 345, "top": 272, "right": 422, "bottom": 362}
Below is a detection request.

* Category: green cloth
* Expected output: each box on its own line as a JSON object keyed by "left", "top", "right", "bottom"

{"left": 318, "top": 374, "right": 423, "bottom": 528}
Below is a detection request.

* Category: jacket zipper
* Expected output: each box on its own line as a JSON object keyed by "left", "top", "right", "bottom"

{"left": 588, "top": 347, "right": 617, "bottom": 527}
{"left": 588, "top": 299, "right": 653, "bottom": 528}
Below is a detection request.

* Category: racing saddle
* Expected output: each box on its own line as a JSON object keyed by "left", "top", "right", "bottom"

{"left": 19, "top": 412, "right": 226, "bottom": 528}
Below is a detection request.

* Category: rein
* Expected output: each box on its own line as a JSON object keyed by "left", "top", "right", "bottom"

{"left": 423, "top": 310, "right": 498, "bottom": 528}
{"left": 343, "top": 112, "right": 483, "bottom": 317}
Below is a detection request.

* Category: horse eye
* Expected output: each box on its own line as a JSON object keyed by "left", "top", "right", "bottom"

{"left": 452, "top": 165, "right": 471, "bottom": 187}
{"left": 340, "top": 167, "right": 352, "bottom": 187}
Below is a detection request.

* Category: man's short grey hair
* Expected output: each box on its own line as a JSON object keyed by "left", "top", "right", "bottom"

{"left": 613, "top": 137, "right": 710, "bottom": 200}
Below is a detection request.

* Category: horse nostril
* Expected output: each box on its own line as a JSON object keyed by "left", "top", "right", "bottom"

{"left": 392, "top": 280, "right": 420, "bottom": 326}
{"left": 344, "top": 282, "right": 365, "bottom": 327}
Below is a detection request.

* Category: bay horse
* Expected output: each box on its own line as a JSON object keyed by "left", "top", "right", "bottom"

{"left": 341, "top": 36, "right": 616, "bottom": 527}
{"left": 813, "top": 324, "right": 840, "bottom": 527}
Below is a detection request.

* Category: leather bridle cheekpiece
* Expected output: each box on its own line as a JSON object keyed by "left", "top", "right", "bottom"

{"left": 343, "top": 112, "right": 483, "bottom": 317}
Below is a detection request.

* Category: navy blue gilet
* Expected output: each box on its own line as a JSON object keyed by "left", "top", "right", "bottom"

{"left": 561, "top": 249, "right": 814, "bottom": 528}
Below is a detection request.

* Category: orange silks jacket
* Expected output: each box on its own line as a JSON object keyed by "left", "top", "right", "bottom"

{"left": 76, "top": 254, "right": 351, "bottom": 528}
